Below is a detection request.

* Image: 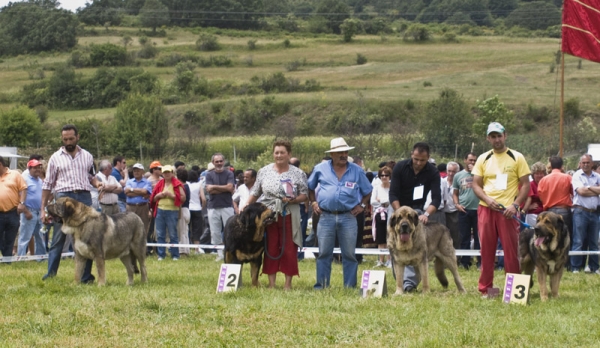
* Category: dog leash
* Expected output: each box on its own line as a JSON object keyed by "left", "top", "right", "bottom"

{"left": 498, "top": 204, "right": 532, "bottom": 229}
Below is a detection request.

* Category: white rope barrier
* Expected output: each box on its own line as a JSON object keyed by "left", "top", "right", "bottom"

{"left": 2, "top": 244, "right": 599, "bottom": 263}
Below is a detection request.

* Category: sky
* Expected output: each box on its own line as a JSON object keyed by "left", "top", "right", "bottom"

{"left": 0, "top": 0, "right": 88, "bottom": 12}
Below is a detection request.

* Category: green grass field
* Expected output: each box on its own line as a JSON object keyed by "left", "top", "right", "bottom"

{"left": 2, "top": 254, "right": 600, "bottom": 347}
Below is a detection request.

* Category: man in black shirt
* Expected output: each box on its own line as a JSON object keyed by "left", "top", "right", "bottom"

{"left": 389, "top": 142, "right": 441, "bottom": 292}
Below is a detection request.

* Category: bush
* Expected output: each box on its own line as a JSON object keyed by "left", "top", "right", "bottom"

{"left": 340, "top": 18, "right": 363, "bottom": 42}
{"left": 283, "top": 39, "right": 291, "bottom": 48}
{"left": 69, "top": 50, "right": 91, "bottom": 68}
{"left": 247, "top": 39, "right": 257, "bottom": 50}
{"left": 423, "top": 81, "right": 432, "bottom": 87}
{"left": 139, "top": 36, "right": 149, "bottom": 45}
{"left": 211, "top": 55, "right": 232, "bottom": 67}
{"left": 356, "top": 53, "right": 367, "bottom": 65}
{"left": 443, "top": 32, "right": 458, "bottom": 42}
{"left": 403, "top": 24, "right": 430, "bottom": 42}
{"left": 506, "top": 1, "right": 561, "bottom": 30}
{"left": 196, "top": 34, "right": 220, "bottom": 51}
{"left": 137, "top": 43, "right": 159, "bottom": 59}
{"left": 284, "top": 60, "right": 301, "bottom": 72}
{"left": 89, "top": 43, "right": 129, "bottom": 67}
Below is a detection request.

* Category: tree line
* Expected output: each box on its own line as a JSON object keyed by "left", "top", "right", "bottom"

{"left": 0, "top": 0, "right": 563, "bottom": 56}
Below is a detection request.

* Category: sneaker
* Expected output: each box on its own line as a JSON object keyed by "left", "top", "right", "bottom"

{"left": 572, "top": 268, "right": 579, "bottom": 274}
{"left": 172, "top": 257, "right": 179, "bottom": 261}
{"left": 215, "top": 255, "right": 224, "bottom": 262}
{"left": 375, "top": 261, "right": 384, "bottom": 267}
{"left": 481, "top": 293, "right": 488, "bottom": 299}
{"left": 584, "top": 266, "right": 591, "bottom": 273}
{"left": 385, "top": 260, "right": 392, "bottom": 268}
{"left": 157, "top": 257, "right": 164, "bottom": 261}
{"left": 594, "top": 270, "right": 600, "bottom": 275}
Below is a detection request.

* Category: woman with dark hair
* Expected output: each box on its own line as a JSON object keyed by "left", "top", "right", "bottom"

{"left": 371, "top": 166, "right": 392, "bottom": 267}
{"left": 150, "top": 165, "right": 186, "bottom": 261}
{"left": 187, "top": 170, "right": 206, "bottom": 254}
{"left": 247, "top": 140, "right": 308, "bottom": 290}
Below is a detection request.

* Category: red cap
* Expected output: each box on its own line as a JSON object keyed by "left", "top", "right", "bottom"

{"left": 27, "top": 159, "right": 42, "bottom": 168}
{"left": 149, "top": 161, "right": 162, "bottom": 169}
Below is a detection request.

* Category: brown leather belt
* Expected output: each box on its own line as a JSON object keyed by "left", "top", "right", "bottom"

{"left": 127, "top": 202, "right": 149, "bottom": 206}
{"left": 573, "top": 205, "right": 596, "bottom": 213}
{"left": 547, "top": 205, "right": 571, "bottom": 210}
{"left": 100, "top": 203, "right": 118, "bottom": 206}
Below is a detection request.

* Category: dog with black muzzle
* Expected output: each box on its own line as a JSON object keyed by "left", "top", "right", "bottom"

{"left": 387, "top": 206, "right": 466, "bottom": 295}
{"left": 519, "top": 211, "right": 570, "bottom": 301}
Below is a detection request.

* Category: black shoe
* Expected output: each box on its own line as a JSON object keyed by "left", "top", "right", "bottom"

{"left": 81, "top": 274, "right": 96, "bottom": 285}
{"left": 42, "top": 273, "right": 55, "bottom": 281}
{"left": 404, "top": 285, "right": 416, "bottom": 293}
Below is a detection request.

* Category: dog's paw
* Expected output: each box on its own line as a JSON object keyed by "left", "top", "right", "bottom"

{"left": 393, "top": 289, "right": 404, "bottom": 296}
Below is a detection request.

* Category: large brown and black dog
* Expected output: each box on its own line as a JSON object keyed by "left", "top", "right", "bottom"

{"left": 387, "top": 206, "right": 466, "bottom": 295}
{"left": 47, "top": 197, "right": 147, "bottom": 286}
{"left": 519, "top": 211, "right": 570, "bottom": 301}
{"left": 223, "top": 203, "right": 276, "bottom": 286}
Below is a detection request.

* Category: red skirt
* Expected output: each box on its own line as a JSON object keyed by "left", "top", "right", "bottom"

{"left": 262, "top": 214, "right": 299, "bottom": 277}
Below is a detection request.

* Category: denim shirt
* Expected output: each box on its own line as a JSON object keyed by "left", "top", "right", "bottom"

{"left": 125, "top": 177, "right": 152, "bottom": 204}
{"left": 307, "top": 161, "right": 372, "bottom": 212}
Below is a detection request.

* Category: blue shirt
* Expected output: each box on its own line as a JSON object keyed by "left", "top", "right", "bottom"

{"left": 112, "top": 167, "right": 127, "bottom": 201}
{"left": 24, "top": 173, "right": 42, "bottom": 210}
{"left": 307, "top": 161, "right": 372, "bottom": 212}
{"left": 572, "top": 169, "right": 600, "bottom": 210}
{"left": 125, "top": 177, "right": 152, "bottom": 204}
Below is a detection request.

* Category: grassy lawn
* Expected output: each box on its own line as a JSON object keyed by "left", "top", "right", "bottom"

{"left": 2, "top": 254, "right": 600, "bottom": 347}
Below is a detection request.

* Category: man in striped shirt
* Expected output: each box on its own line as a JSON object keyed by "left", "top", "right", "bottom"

{"left": 41, "top": 124, "right": 102, "bottom": 283}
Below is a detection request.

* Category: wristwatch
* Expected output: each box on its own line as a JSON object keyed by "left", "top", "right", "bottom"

{"left": 424, "top": 212, "right": 430, "bottom": 217}
{"left": 512, "top": 203, "right": 520, "bottom": 210}
{"left": 360, "top": 203, "right": 366, "bottom": 209}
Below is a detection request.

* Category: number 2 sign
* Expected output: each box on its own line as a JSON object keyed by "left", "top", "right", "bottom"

{"left": 503, "top": 273, "right": 530, "bottom": 305}
{"left": 216, "top": 264, "right": 242, "bottom": 293}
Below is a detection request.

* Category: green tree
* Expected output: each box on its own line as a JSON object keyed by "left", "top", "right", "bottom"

{"left": 422, "top": 88, "right": 475, "bottom": 157}
{"left": 0, "top": 1, "right": 78, "bottom": 55}
{"left": 340, "top": 18, "right": 363, "bottom": 42}
{"left": 112, "top": 94, "right": 169, "bottom": 158}
{"left": 473, "top": 95, "right": 515, "bottom": 137}
{"left": 0, "top": 106, "right": 43, "bottom": 147}
{"left": 77, "top": 0, "right": 122, "bottom": 26}
{"left": 403, "top": 23, "right": 430, "bottom": 41}
{"left": 314, "top": 0, "right": 351, "bottom": 34}
{"left": 506, "top": 1, "right": 561, "bottom": 30}
{"left": 139, "top": 0, "right": 170, "bottom": 33}
{"left": 89, "top": 43, "right": 128, "bottom": 67}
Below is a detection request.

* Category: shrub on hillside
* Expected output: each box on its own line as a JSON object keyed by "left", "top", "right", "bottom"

{"left": 137, "top": 43, "right": 159, "bottom": 59}
{"left": 90, "top": 43, "right": 129, "bottom": 67}
{"left": 403, "top": 24, "right": 430, "bottom": 41}
{"left": 196, "top": 34, "right": 220, "bottom": 51}
{"left": 506, "top": 1, "right": 561, "bottom": 30}
{"left": 356, "top": 53, "right": 367, "bottom": 65}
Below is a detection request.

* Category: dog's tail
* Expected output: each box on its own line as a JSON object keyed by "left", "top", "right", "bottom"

{"left": 434, "top": 258, "right": 449, "bottom": 288}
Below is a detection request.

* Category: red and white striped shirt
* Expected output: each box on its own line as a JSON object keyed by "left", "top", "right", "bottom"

{"left": 43, "top": 146, "right": 95, "bottom": 193}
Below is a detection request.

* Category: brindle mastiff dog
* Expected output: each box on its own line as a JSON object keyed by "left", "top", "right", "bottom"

{"left": 519, "top": 211, "right": 570, "bottom": 301}
{"left": 47, "top": 197, "right": 147, "bottom": 286}
{"left": 223, "top": 203, "right": 276, "bottom": 286}
{"left": 387, "top": 206, "right": 466, "bottom": 295}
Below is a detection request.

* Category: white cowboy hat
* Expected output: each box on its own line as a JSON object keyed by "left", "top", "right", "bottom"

{"left": 325, "top": 137, "right": 355, "bottom": 153}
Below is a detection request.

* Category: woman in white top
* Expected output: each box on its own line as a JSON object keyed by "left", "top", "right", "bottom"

{"left": 187, "top": 170, "right": 206, "bottom": 254}
{"left": 371, "top": 166, "right": 392, "bottom": 267}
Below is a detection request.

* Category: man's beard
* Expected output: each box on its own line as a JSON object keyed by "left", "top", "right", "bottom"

{"left": 64, "top": 144, "right": 76, "bottom": 152}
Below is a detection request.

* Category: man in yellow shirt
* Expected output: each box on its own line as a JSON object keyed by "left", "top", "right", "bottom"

{"left": 472, "top": 122, "right": 531, "bottom": 297}
{"left": 0, "top": 156, "right": 27, "bottom": 257}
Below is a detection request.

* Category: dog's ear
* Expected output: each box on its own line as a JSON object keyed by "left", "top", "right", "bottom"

{"left": 413, "top": 211, "right": 419, "bottom": 226}
{"left": 555, "top": 214, "right": 565, "bottom": 234}
{"left": 63, "top": 200, "right": 76, "bottom": 219}
{"left": 389, "top": 214, "right": 398, "bottom": 227}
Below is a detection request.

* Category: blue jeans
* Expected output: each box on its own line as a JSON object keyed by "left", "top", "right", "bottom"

{"left": 314, "top": 212, "right": 358, "bottom": 288}
{"left": 572, "top": 208, "right": 599, "bottom": 271}
{"left": 117, "top": 199, "right": 127, "bottom": 213}
{"left": 0, "top": 209, "right": 20, "bottom": 257}
{"left": 18, "top": 210, "right": 46, "bottom": 256}
{"left": 45, "top": 191, "right": 94, "bottom": 282}
{"left": 155, "top": 209, "right": 180, "bottom": 259}
{"left": 298, "top": 203, "right": 308, "bottom": 260}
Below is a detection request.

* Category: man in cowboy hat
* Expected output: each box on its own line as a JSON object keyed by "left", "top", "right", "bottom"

{"left": 308, "top": 137, "right": 372, "bottom": 289}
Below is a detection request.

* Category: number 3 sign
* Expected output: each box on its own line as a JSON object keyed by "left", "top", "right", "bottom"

{"left": 216, "top": 264, "right": 242, "bottom": 293}
{"left": 503, "top": 273, "right": 530, "bottom": 305}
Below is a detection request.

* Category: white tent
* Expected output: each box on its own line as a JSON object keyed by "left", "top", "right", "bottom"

{"left": 0, "top": 147, "right": 27, "bottom": 169}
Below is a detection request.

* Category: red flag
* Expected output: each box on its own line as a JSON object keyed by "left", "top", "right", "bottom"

{"left": 562, "top": 0, "right": 600, "bottom": 63}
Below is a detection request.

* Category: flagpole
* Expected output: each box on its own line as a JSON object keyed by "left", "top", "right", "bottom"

{"left": 560, "top": 52, "right": 565, "bottom": 158}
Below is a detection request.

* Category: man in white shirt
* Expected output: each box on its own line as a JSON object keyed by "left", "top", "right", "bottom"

{"left": 233, "top": 169, "right": 257, "bottom": 214}
{"left": 443, "top": 162, "right": 460, "bottom": 250}
{"left": 96, "top": 160, "right": 122, "bottom": 215}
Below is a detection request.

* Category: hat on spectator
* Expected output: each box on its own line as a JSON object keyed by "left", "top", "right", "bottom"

{"left": 149, "top": 161, "right": 162, "bottom": 169}
{"left": 132, "top": 163, "right": 144, "bottom": 170}
{"left": 162, "top": 165, "right": 174, "bottom": 173}
{"left": 27, "top": 159, "right": 42, "bottom": 168}
{"left": 207, "top": 163, "right": 215, "bottom": 171}
{"left": 325, "top": 137, "right": 354, "bottom": 153}
{"left": 486, "top": 122, "right": 505, "bottom": 135}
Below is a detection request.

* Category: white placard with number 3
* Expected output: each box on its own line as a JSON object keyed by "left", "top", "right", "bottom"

{"left": 503, "top": 273, "right": 530, "bottom": 305}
